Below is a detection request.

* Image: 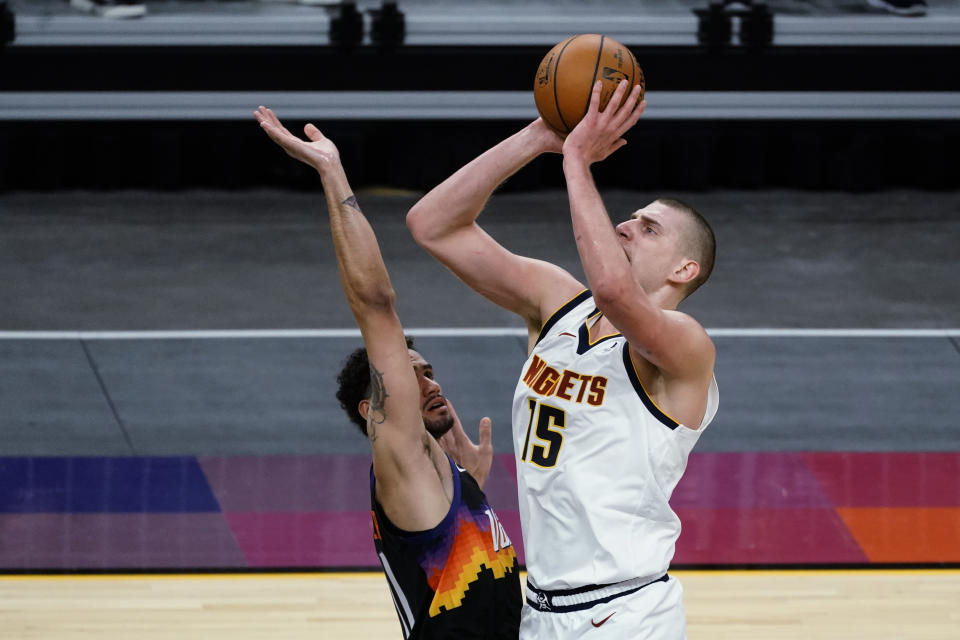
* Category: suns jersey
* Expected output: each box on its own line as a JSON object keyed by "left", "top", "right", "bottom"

{"left": 370, "top": 456, "right": 521, "bottom": 639}
{"left": 511, "top": 290, "right": 719, "bottom": 590}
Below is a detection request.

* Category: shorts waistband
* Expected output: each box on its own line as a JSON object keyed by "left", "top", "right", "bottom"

{"left": 525, "top": 574, "right": 669, "bottom": 613}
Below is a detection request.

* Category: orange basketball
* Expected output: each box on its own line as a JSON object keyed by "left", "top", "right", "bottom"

{"left": 534, "top": 34, "right": 645, "bottom": 134}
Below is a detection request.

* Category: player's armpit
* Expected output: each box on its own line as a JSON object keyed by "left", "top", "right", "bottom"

{"left": 373, "top": 439, "right": 454, "bottom": 532}
{"left": 606, "top": 302, "right": 715, "bottom": 381}
{"left": 617, "top": 311, "right": 715, "bottom": 430}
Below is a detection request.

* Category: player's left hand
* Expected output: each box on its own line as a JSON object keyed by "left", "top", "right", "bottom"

{"left": 437, "top": 401, "right": 494, "bottom": 490}
{"left": 562, "top": 80, "right": 645, "bottom": 166}
{"left": 254, "top": 106, "right": 341, "bottom": 174}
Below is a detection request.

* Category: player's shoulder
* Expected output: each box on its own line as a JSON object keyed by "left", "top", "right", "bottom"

{"left": 663, "top": 308, "right": 709, "bottom": 333}
{"left": 539, "top": 278, "right": 590, "bottom": 320}
{"left": 532, "top": 283, "right": 590, "bottom": 336}
{"left": 655, "top": 309, "right": 715, "bottom": 364}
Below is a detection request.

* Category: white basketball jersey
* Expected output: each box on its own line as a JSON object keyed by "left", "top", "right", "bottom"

{"left": 511, "top": 291, "right": 719, "bottom": 590}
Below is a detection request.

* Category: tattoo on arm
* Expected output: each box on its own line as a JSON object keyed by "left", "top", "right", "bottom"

{"left": 366, "top": 363, "right": 388, "bottom": 442}
{"left": 342, "top": 195, "right": 361, "bottom": 211}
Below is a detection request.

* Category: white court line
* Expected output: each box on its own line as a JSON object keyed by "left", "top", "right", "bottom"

{"left": 0, "top": 329, "right": 958, "bottom": 340}
{"left": 706, "top": 328, "right": 960, "bottom": 338}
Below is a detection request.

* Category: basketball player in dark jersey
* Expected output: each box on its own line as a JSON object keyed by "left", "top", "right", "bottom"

{"left": 254, "top": 106, "right": 521, "bottom": 639}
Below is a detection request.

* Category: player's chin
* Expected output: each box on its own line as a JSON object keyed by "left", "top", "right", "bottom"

{"left": 424, "top": 413, "right": 455, "bottom": 439}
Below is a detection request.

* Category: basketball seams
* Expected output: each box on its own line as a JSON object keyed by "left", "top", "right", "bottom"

{"left": 553, "top": 35, "right": 578, "bottom": 134}
{"left": 535, "top": 34, "right": 643, "bottom": 135}
{"left": 583, "top": 34, "right": 605, "bottom": 124}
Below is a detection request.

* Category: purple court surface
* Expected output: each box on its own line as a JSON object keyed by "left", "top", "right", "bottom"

{"left": 2, "top": 452, "right": 957, "bottom": 570}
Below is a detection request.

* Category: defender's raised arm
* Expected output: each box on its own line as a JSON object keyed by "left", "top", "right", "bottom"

{"left": 255, "top": 106, "right": 449, "bottom": 523}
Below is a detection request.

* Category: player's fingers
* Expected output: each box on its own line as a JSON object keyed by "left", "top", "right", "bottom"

{"left": 259, "top": 120, "right": 285, "bottom": 142}
{"left": 615, "top": 111, "right": 642, "bottom": 140}
{"left": 611, "top": 84, "right": 642, "bottom": 128}
{"left": 304, "top": 123, "right": 324, "bottom": 142}
{"left": 602, "top": 79, "right": 630, "bottom": 121}
{"left": 258, "top": 106, "right": 276, "bottom": 125}
{"left": 261, "top": 123, "right": 301, "bottom": 154}
{"left": 262, "top": 107, "right": 293, "bottom": 136}
{"left": 445, "top": 399, "right": 460, "bottom": 422}
{"left": 255, "top": 106, "right": 279, "bottom": 129}
{"left": 443, "top": 401, "right": 471, "bottom": 441}
{"left": 614, "top": 95, "right": 645, "bottom": 138}
{"left": 478, "top": 417, "right": 492, "bottom": 446}
{"left": 629, "top": 97, "right": 646, "bottom": 123}
{"left": 626, "top": 85, "right": 644, "bottom": 116}
{"left": 587, "top": 80, "right": 602, "bottom": 115}
{"left": 258, "top": 111, "right": 292, "bottom": 140}
{"left": 258, "top": 119, "right": 281, "bottom": 141}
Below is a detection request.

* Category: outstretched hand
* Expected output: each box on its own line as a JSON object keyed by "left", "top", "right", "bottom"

{"left": 254, "top": 106, "right": 340, "bottom": 174}
{"left": 437, "top": 401, "right": 494, "bottom": 490}
{"left": 562, "top": 80, "right": 645, "bottom": 166}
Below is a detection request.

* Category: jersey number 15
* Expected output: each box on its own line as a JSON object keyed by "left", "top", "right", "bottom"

{"left": 520, "top": 398, "right": 566, "bottom": 468}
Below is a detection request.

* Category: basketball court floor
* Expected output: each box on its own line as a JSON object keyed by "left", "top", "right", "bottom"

{"left": 3, "top": 570, "right": 960, "bottom": 638}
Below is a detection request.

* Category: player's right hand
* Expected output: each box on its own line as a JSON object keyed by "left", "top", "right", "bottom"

{"left": 561, "top": 80, "right": 644, "bottom": 167}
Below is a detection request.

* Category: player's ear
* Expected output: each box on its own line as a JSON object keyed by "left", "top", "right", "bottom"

{"left": 669, "top": 258, "right": 700, "bottom": 286}
{"left": 358, "top": 399, "right": 370, "bottom": 421}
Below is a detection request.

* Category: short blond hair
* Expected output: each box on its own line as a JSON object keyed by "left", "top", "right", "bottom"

{"left": 656, "top": 198, "right": 716, "bottom": 298}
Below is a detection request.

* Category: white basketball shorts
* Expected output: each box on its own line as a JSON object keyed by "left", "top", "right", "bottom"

{"left": 519, "top": 574, "right": 686, "bottom": 640}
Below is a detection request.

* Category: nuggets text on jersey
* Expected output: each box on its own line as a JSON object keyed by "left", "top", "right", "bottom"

{"left": 521, "top": 354, "right": 608, "bottom": 405}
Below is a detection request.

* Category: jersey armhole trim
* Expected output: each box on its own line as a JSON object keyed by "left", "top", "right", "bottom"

{"left": 535, "top": 289, "right": 592, "bottom": 346}
{"left": 622, "top": 343, "right": 680, "bottom": 431}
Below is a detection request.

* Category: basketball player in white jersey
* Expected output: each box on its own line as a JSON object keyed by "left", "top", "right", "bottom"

{"left": 407, "top": 80, "right": 718, "bottom": 638}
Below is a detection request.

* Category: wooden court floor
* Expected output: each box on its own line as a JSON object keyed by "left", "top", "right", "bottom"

{"left": 2, "top": 570, "right": 958, "bottom": 639}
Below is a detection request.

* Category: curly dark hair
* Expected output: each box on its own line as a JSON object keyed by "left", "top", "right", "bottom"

{"left": 336, "top": 336, "right": 415, "bottom": 437}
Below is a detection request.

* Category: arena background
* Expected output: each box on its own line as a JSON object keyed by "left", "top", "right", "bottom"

{"left": 0, "top": 0, "right": 958, "bottom": 624}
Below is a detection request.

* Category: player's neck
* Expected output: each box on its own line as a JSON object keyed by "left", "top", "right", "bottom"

{"left": 589, "top": 314, "right": 619, "bottom": 338}
{"left": 647, "top": 284, "right": 681, "bottom": 311}
{"left": 590, "top": 287, "right": 680, "bottom": 335}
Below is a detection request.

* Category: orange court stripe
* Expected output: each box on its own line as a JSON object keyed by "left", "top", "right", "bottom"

{"left": 836, "top": 507, "right": 960, "bottom": 563}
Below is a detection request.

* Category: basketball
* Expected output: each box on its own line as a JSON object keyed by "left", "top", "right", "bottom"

{"left": 534, "top": 34, "right": 645, "bottom": 134}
